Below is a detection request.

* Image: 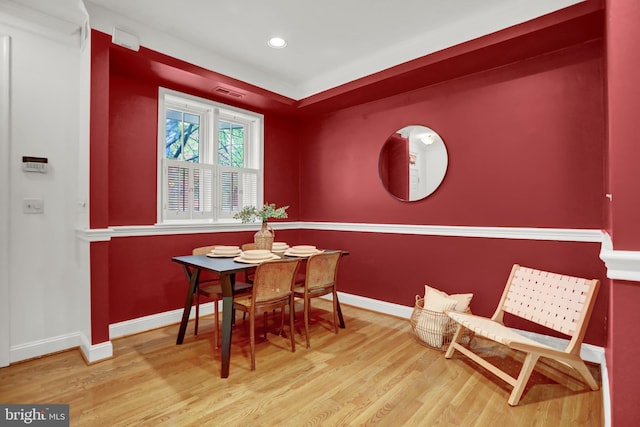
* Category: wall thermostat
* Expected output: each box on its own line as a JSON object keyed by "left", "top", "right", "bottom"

{"left": 22, "top": 156, "right": 48, "bottom": 173}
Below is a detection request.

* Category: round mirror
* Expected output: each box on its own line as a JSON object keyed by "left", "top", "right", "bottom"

{"left": 378, "top": 125, "right": 448, "bottom": 201}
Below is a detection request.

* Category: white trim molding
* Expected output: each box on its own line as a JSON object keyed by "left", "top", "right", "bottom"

{"left": 77, "top": 224, "right": 640, "bottom": 285}
{"left": 10, "top": 332, "right": 80, "bottom": 363}
{"left": 109, "top": 303, "right": 212, "bottom": 339}
{"left": 76, "top": 222, "right": 301, "bottom": 241}
{"left": 0, "top": 1, "right": 85, "bottom": 47}
{"left": 76, "top": 222, "right": 603, "bottom": 242}
{"left": 76, "top": 223, "right": 640, "bottom": 284}
{"left": 599, "top": 231, "right": 640, "bottom": 282}
{"left": 301, "top": 222, "right": 604, "bottom": 242}
{"left": 9, "top": 331, "right": 113, "bottom": 365}
{"left": 79, "top": 333, "right": 113, "bottom": 364}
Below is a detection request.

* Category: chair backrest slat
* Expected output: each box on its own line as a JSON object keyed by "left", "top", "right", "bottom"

{"left": 502, "top": 265, "right": 599, "bottom": 339}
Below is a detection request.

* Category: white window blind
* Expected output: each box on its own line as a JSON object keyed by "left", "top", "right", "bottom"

{"left": 218, "top": 166, "right": 259, "bottom": 218}
{"left": 163, "top": 159, "right": 215, "bottom": 220}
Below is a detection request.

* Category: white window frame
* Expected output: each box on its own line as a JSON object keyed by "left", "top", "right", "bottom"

{"left": 157, "top": 88, "right": 264, "bottom": 224}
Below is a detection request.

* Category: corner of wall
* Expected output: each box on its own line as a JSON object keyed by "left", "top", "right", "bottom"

{"left": 79, "top": 332, "right": 112, "bottom": 364}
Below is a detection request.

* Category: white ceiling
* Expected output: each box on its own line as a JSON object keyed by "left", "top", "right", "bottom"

{"left": 6, "top": 0, "right": 585, "bottom": 99}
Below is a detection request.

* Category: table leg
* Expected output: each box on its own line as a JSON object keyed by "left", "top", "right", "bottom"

{"left": 220, "top": 273, "right": 234, "bottom": 378}
{"left": 177, "top": 266, "right": 200, "bottom": 344}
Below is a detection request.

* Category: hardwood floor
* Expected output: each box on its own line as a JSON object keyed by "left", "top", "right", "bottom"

{"left": 0, "top": 300, "right": 603, "bottom": 426}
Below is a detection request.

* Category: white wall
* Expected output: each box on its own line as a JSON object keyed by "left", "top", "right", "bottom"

{"left": 0, "top": 33, "right": 11, "bottom": 368}
{"left": 0, "top": 5, "right": 91, "bottom": 363}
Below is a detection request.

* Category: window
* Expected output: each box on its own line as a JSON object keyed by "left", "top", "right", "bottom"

{"left": 157, "top": 88, "right": 263, "bottom": 223}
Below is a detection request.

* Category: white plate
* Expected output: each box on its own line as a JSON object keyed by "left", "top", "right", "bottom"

{"left": 290, "top": 245, "right": 316, "bottom": 252}
{"left": 206, "top": 251, "right": 241, "bottom": 258}
{"left": 283, "top": 249, "right": 324, "bottom": 257}
{"left": 233, "top": 254, "right": 280, "bottom": 264}
{"left": 214, "top": 245, "right": 240, "bottom": 251}
{"left": 242, "top": 249, "right": 274, "bottom": 260}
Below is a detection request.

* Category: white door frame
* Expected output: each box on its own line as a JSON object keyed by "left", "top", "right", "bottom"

{"left": 0, "top": 34, "right": 11, "bottom": 367}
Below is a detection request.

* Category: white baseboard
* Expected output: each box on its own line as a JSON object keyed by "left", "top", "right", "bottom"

{"left": 10, "top": 332, "right": 82, "bottom": 363}
{"left": 78, "top": 332, "right": 113, "bottom": 364}
{"left": 334, "top": 291, "right": 414, "bottom": 318}
{"left": 109, "top": 302, "right": 214, "bottom": 339}
{"left": 600, "top": 356, "right": 611, "bottom": 427}
{"left": 9, "top": 331, "right": 114, "bottom": 365}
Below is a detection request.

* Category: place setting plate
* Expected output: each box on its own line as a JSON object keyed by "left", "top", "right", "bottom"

{"left": 206, "top": 251, "right": 241, "bottom": 258}
{"left": 206, "top": 245, "right": 242, "bottom": 258}
{"left": 234, "top": 249, "right": 280, "bottom": 264}
{"left": 283, "top": 245, "right": 324, "bottom": 257}
{"left": 233, "top": 254, "right": 280, "bottom": 264}
{"left": 271, "top": 242, "right": 290, "bottom": 254}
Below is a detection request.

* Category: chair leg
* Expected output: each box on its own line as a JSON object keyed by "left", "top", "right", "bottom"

{"left": 444, "top": 325, "right": 465, "bottom": 359}
{"left": 304, "top": 296, "right": 311, "bottom": 348}
{"left": 213, "top": 299, "right": 219, "bottom": 349}
{"left": 250, "top": 310, "right": 256, "bottom": 371}
{"left": 263, "top": 312, "right": 268, "bottom": 341}
{"left": 279, "top": 306, "right": 286, "bottom": 336}
{"left": 508, "top": 353, "right": 540, "bottom": 406}
{"left": 566, "top": 357, "right": 600, "bottom": 390}
{"left": 332, "top": 289, "right": 339, "bottom": 334}
{"left": 289, "top": 297, "right": 296, "bottom": 352}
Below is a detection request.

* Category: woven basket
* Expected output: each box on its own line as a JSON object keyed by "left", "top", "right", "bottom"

{"left": 410, "top": 295, "right": 473, "bottom": 351}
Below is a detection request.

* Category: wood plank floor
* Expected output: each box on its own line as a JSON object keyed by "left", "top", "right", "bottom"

{"left": 0, "top": 300, "right": 603, "bottom": 426}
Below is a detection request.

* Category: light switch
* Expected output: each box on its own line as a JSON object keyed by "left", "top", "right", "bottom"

{"left": 23, "top": 198, "right": 44, "bottom": 214}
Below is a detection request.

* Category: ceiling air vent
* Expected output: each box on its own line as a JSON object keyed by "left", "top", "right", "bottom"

{"left": 214, "top": 86, "right": 245, "bottom": 98}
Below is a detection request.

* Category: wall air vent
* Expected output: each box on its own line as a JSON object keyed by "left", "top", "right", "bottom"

{"left": 213, "top": 86, "right": 245, "bottom": 98}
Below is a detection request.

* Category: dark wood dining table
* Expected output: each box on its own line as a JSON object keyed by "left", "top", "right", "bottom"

{"left": 172, "top": 250, "right": 347, "bottom": 378}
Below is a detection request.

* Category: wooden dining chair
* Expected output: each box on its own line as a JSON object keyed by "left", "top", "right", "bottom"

{"left": 192, "top": 245, "right": 252, "bottom": 348}
{"left": 242, "top": 242, "right": 305, "bottom": 285}
{"left": 293, "top": 251, "right": 342, "bottom": 348}
{"left": 233, "top": 258, "right": 301, "bottom": 371}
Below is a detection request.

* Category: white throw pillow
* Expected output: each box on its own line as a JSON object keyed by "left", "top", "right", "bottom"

{"left": 416, "top": 291, "right": 458, "bottom": 348}
{"left": 424, "top": 284, "right": 473, "bottom": 313}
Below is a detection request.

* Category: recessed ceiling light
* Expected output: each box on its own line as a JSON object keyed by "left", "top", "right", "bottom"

{"left": 268, "top": 37, "right": 287, "bottom": 49}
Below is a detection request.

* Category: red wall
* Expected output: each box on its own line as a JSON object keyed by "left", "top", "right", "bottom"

{"left": 294, "top": 40, "right": 608, "bottom": 346}
{"left": 91, "top": 26, "right": 609, "bottom": 348}
{"left": 605, "top": 0, "right": 640, "bottom": 424}
{"left": 108, "top": 75, "right": 158, "bottom": 225}
{"left": 298, "top": 42, "right": 605, "bottom": 227}
{"left": 87, "top": 2, "right": 640, "bottom": 421}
